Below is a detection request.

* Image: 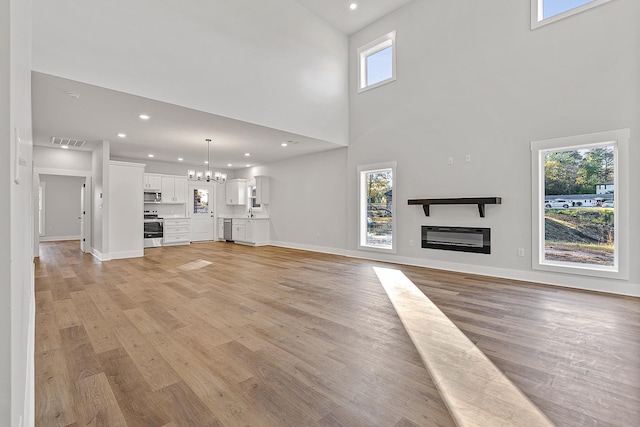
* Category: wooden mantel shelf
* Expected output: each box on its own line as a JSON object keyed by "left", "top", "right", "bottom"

{"left": 407, "top": 197, "right": 502, "bottom": 218}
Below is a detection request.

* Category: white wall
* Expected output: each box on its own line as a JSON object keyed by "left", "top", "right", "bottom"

{"left": 91, "top": 142, "right": 110, "bottom": 258}
{"left": 234, "top": 148, "right": 349, "bottom": 251}
{"left": 346, "top": 0, "right": 640, "bottom": 295}
{"left": 39, "top": 174, "right": 84, "bottom": 240}
{"left": 32, "top": 0, "right": 349, "bottom": 145}
{"left": 108, "top": 161, "right": 144, "bottom": 259}
{"left": 33, "top": 145, "right": 92, "bottom": 170}
{"left": 2, "top": 0, "right": 34, "bottom": 424}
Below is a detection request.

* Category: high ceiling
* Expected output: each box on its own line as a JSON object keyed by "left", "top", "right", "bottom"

{"left": 32, "top": 0, "right": 413, "bottom": 170}
{"left": 294, "top": 0, "right": 414, "bottom": 34}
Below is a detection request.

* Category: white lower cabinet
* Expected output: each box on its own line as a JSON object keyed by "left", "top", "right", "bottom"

{"left": 163, "top": 218, "right": 190, "bottom": 246}
{"left": 231, "top": 218, "right": 269, "bottom": 246}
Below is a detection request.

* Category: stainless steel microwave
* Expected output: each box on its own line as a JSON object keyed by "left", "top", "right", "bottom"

{"left": 144, "top": 191, "right": 161, "bottom": 203}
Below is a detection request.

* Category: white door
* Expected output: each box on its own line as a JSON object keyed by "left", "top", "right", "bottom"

{"left": 80, "top": 177, "right": 92, "bottom": 253}
{"left": 189, "top": 184, "right": 215, "bottom": 241}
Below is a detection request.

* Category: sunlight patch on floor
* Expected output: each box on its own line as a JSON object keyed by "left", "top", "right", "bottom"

{"left": 373, "top": 266, "right": 554, "bottom": 427}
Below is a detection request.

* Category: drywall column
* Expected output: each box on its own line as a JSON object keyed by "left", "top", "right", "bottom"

{"left": 108, "top": 161, "right": 145, "bottom": 259}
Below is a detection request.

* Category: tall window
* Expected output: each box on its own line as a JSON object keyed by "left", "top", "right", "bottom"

{"left": 357, "top": 31, "right": 396, "bottom": 93}
{"left": 531, "top": 0, "right": 613, "bottom": 29}
{"left": 531, "top": 129, "right": 629, "bottom": 279}
{"left": 358, "top": 162, "right": 396, "bottom": 252}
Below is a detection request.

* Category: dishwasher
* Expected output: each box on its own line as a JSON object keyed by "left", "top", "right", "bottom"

{"left": 223, "top": 218, "right": 233, "bottom": 241}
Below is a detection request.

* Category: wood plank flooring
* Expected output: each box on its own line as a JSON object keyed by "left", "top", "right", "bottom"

{"left": 35, "top": 241, "right": 639, "bottom": 426}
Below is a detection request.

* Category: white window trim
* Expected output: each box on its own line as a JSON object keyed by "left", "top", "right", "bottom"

{"left": 357, "top": 161, "right": 397, "bottom": 253}
{"left": 530, "top": 128, "right": 629, "bottom": 280}
{"left": 357, "top": 31, "right": 397, "bottom": 93}
{"left": 531, "top": 0, "right": 614, "bottom": 30}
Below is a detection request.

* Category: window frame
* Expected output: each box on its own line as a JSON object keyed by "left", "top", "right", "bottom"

{"left": 530, "top": 128, "right": 629, "bottom": 280}
{"left": 531, "top": 0, "right": 614, "bottom": 29}
{"left": 357, "top": 31, "right": 397, "bottom": 93}
{"left": 357, "top": 161, "right": 397, "bottom": 253}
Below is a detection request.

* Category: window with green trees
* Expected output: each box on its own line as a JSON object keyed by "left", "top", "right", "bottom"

{"left": 358, "top": 162, "right": 396, "bottom": 252}
{"left": 531, "top": 129, "right": 629, "bottom": 279}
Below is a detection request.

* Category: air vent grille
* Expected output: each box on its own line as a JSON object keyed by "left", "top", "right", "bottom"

{"left": 51, "top": 137, "right": 86, "bottom": 148}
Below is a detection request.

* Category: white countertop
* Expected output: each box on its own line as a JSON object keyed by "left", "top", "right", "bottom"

{"left": 218, "top": 215, "right": 269, "bottom": 220}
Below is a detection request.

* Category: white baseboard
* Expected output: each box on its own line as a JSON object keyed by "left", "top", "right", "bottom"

{"left": 39, "top": 235, "right": 80, "bottom": 242}
{"left": 269, "top": 241, "right": 640, "bottom": 297}
{"left": 109, "top": 250, "right": 144, "bottom": 260}
{"left": 91, "top": 248, "right": 108, "bottom": 261}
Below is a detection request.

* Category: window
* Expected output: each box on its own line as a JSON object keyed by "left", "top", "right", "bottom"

{"left": 531, "top": 0, "right": 614, "bottom": 29}
{"left": 193, "top": 188, "right": 209, "bottom": 214}
{"left": 531, "top": 129, "right": 629, "bottom": 279}
{"left": 357, "top": 31, "right": 396, "bottom": 93}
{"left": 248, "top": 184, "right": 261, "bottom": 211}
{"left": 358, "top": 162, "right": 396, "bottom": 252}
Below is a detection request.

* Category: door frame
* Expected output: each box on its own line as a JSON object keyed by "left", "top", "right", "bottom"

{"left": 187, "top": 182, "right": 217, "bottom": 241}
{"left": 34, "top": 167, "right": 92, "bottom": 256}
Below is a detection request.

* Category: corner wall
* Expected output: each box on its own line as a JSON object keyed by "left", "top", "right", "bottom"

{"left": 234, "top": 148, "right": 349, "bottom": 251}
{"left": 347, "top": 0, "right": 640, "bottom": 295}
{"left": 2, "top": 0, "right": 34, "bottom": 424}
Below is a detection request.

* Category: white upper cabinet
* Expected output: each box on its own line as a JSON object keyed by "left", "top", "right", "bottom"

{"left": 161, "top": 176, "right": 187, "bottom": 204}
{"left": 225, "top": 179, "right": 247, "bottom": 205}
{"left": 255, "top": 175, "right": 270, "bottom": 205}
{"left": 143, "top": 174, "right": 162, "bottom": 191}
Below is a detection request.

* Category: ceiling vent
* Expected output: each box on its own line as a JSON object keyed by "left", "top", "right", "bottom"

{"left": 51, "top": 137, "right": 86, "bottom": 148}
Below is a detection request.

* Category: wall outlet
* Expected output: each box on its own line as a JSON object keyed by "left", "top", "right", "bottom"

{"left": 465, "top": 154, "right": 471, "bottom": 163}
{"left": 447, "top": 157, "right": 454, "bottom": 165}
{"left": 409, "top": 240, "right": 414, "bottom": 247}
{"left": 518, "top": 248, "right": 525, "bottom": 257}
{"left": 316, "top": 232, "right": 320, "bottom": 238}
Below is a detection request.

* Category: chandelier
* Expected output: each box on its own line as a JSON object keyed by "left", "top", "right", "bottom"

{"left": 188, "top": 138, "right": 227, "bottom": 183}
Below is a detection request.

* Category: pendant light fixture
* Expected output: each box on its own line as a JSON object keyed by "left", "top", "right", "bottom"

{"left": 187, "top": 138, "right": 227, "bottom": 183}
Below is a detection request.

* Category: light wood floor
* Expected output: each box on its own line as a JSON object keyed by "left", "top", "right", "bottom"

{"left": 35, "top": 241, "right": 639, "bottom": 426}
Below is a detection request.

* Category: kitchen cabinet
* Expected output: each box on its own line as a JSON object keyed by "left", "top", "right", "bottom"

{"left": 232, "top": 218, "right": 246, "bottom": 242}
{"left": 163, "top": 218, "right": 190, "bottom": 246}
{"left": 230, "top": 218, "right": 269, "bottom": 246}
{"left": 255, "top": 175, "right": 270, "bottom": 205}
{"left": 143, "top": 174, "right": 162, "bottom": 191}
{"left": 161, "top": 177, "right": 187, "bottom": 204}
{"left": 225, "top": 179, "right": 247, "bottom": 205}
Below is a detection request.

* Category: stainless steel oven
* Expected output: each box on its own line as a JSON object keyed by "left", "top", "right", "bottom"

{"left": 144, "top": 211, "right": 163, "bottom": 247}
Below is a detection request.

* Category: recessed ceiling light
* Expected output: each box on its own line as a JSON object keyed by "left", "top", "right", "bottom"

{"left": 60, "top": 145, "right": 69, "bottom": 149}
{"left": 66, "top": 91, "right": 80, "bottom": 99}
{"left": 178, "top": 157, "right": 183, "bottom": 161}
{"left": 246, "top": 164, "right": 251, "bottom": 168}
{"left": 148, "top": 154, "right": 154, "bottom": 158}
{"left": 227, "top": 163, "right": 232, "bottom": 167}
{"left": 117, "top": 133, "right": 126, "bottom": 138}
{"left": 349, "top": 3, "right": 357, "bottom": 11}
{"left": 139, "top": 114, "right": 150, "bottom": 120}
{"left": 244, "top": 153, "right": 250, "bottom": 157}
{"left": 204, "top": 160, "right": 209, "bottom": 164}
{"left": 281, "top": 142, "right": 288, "bottom": 147}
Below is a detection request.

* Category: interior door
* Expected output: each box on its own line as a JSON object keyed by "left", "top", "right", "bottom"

{"left": 80, "top": 177, "right": 92, "bottom": 253}
{"left": 189, "top": 184, "right": 215, "bottom": 241}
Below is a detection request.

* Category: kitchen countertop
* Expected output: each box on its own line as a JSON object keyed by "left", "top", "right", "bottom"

{"left": 218, "top": 215, "right": 269, "bottom": 219}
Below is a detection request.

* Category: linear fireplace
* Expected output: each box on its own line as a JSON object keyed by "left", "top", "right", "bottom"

{"left": 421, "top": 226, "right": 491, "bottom": 254}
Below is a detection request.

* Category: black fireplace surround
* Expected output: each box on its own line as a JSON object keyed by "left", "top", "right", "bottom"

{"left": 421, "top": 226, "right": 491, "bottom": 254}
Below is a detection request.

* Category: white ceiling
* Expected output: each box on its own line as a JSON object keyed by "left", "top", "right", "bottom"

{"left": 32, "top": 1, "right": 414, "bottom": 170}
{"left": 32, "top": 72, "right": 340, "bottom": 169}
{"left": 294, "top": 0, "right": 414, "bottom": 34}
